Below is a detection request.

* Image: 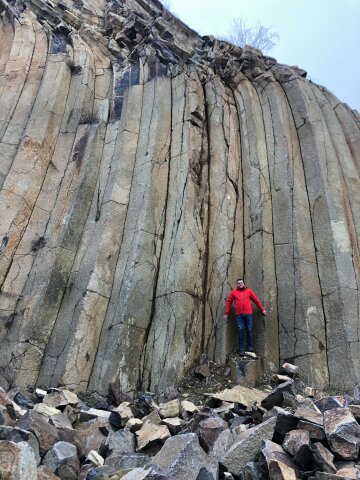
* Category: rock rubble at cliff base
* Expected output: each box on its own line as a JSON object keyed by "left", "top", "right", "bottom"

{"left": 1, "top": 363, "right": 360, "bottom": 479}
{"left": 1, "top": 0, "right": 360, "bottom": 397}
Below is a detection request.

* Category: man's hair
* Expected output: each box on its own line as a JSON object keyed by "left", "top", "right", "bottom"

{"left": 236, "top": 278, "right": 244, "bottom": 283}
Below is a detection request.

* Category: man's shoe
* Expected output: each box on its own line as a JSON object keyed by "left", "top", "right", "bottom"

{"left": 237, "top": 350, "right": 245, "bottom": 357}
{"left": 245, "top": 351, "right": 259, "bottom": 359}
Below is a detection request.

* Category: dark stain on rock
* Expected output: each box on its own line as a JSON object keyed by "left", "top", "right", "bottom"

{"left": 72, "top": 130, "right": 89, "bottom": 168}
{"left": 80, "top": 111, "right": 99, "bottom": 125}
{"left": 5, "top": 312, "right": 16, "bottom": 329}
{"left": 147, "top": 55, "right": 167, "bottom": 80}
{"left": 44, "top": 268, "right": 68, "bottom": 311}
{"left": 31, "top": 236, "right": 46, "bottom": 253}
{"left": 49, "top": 34, "right": 68, "bottom": 54}
{"left": 1, "top": 236, "right": 9, "bottom": 248}
{"left": 0, "top": 236, "right": 8, "bottom": 254}
{"left": 66, "top": 60, "right": 83, "bottom": 75}
{"left": 112, "top": 65, "right": 140, "bottom": 120}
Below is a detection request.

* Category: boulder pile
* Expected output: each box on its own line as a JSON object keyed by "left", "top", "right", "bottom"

{"left": 0, "top": 364, "right": 360, "bottom": 479}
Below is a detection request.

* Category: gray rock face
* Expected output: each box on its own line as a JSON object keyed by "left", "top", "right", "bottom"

{"left": 0, "top": 440, "right": 37, "bottom": 479}
{"left": 43, "top": 441, "right": 79, "bottom": 477}
{"left": 0, "top": 0, "right": 359, "bottom": 397}
{"left": 282, "top": 429, "right": 312, "bottom": 468}
{"left": 37, "top": 465, "right": 60, "bottom": 480}
{"left": 0, "top": 426, "right": 41, "bottom": 464}
{"left": 105, "top": 452, "right": 150, "bottom": 469}
{"left": 151, "top": 433, "right": 218, "bottom": 480}
{"left": 14, "top": 411, "right": 59, "bottom": 456}
{"left": 74, "top": 417, "right": 108, "bottom": 456}
{"left": 121, "top": 465, "right": 169, "bottom": 480}
{"left": 259, "top": 440, "right": 301, "bottom": 480}
{"left": 262, "top": 381, "right": 296, "bottom": 409}
{"left": 198, "top": 416, "right": 228, "bottom": 452}
{"left": 324, "top": 408, "right": 360, "bottom": 460}
{"left": 311, "top": 442, "right": 337, "bottom": 474}
{"left": 106, "top": 429, "right": 135, "bottom": 454}
{"left": 220, "top": 417, "right": 277, "bottom": 476}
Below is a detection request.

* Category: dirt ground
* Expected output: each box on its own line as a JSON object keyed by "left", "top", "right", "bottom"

{"left": 177, "top": 353, "right": 274, "bottom": 405}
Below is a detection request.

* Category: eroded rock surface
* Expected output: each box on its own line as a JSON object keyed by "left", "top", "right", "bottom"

{"left": 0, "top": 0, "right": 359, "bottom": 397}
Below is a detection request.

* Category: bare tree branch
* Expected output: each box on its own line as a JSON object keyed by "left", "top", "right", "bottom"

{"left": 227, "top": 18, "right": 279, "bottom": 53}
{"left": 162, "top": 0, "right": 172, "bottom": 11}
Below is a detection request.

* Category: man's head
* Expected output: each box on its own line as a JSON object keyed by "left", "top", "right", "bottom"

{"left": 236, "top": 278, "right": 245, "bottom": 289}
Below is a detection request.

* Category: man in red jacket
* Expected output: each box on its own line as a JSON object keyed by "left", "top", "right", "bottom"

{"left": 224, "top": 278, "right": 267, "bottom": 357}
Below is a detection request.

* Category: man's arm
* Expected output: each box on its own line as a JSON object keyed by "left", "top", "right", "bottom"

{"left": 250, "top": 290, "right": 267, "bottom": 315}
{"left": 224, "top": 291, "right": 234, "bottom": 319}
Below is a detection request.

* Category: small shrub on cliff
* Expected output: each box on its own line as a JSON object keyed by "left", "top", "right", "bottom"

{"left": 227, "top": 18, "right": 279, "bottom": 53}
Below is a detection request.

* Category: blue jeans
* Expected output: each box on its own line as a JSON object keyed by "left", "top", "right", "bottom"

{"left": 236, "top": 314, "right": 253, "bottom": 353}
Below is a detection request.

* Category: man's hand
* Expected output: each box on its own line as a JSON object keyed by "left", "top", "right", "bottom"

{"left": 262, "top": 310, "right": 267, "bottom": 316}
{"left": 223, "top": 314, "right": 228, "bottom": 322}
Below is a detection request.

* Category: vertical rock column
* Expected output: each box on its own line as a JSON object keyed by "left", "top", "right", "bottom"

{"left": 0, "top": 34, "right": 91, "bottom": 331}
{"left": 254, "top": 73, "right": 329, "bottom": 387}
{"left": 0, "top": 44, "right": 72, "bottom": 386}
{"left": 0, "top": 15, "right": 35, "bottom": 141}
{"left": 0, "top": 47, "right": 71, "bottom": 289}
{"left": 0, "top": 15, "right": 46, "bottom": 189}
{"left": 275, "top": 66, "right": 360, "bottom": 389}
{"left": 142, "top": 67, "right": 208, "bottom": 393}
{"left": 48, "top": 79, "right": 143, "bottom": 391}
{"left": 0, "top": 15, "right": 14, "bottom": 76}
{"left": 89, "top": 70, "right": 171, "bottom": 397}
{"left": 203, "top": 76, "right": 243, "bottom": 362}
{"left": 34, "top": 38, "right": 114, "bottom": 390}
{"left": 234, "top": 76, "right": 278, "bottom": 372}
{"left": 312, "top": 85, "right": 360, "bottom": 382}
{"left": 59, "top": 67, "right": 145, "bottom": 392}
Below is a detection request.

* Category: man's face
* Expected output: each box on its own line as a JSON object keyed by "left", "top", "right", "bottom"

{"left": 236, "top": 280, "right": 245, "bottom": 289}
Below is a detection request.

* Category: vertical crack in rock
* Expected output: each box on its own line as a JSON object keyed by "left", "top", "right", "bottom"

{"left": 201, "top": 78, "right": 211, "bottom": 355}
{"left": 253, "top": 75, "right": 282, "bottom": 369}
{"left": 139, "top": 69, "right": 173, "bottom": 392}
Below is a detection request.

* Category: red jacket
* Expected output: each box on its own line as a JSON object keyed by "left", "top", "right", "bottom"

{"left": 225, "top": 287, "right": 265, "bottom": 315}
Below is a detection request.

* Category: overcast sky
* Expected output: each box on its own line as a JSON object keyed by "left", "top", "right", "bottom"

{"left": 166, "top": 0, "right": 360, "bottom": 112}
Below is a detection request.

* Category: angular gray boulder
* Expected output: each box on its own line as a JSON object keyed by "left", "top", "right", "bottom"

{"left": 220, "top": 417, "right": 276, "bottom": 476}
{"left": 324, "top": 408, "right": 360, "bottom": 460}
{"left": 42, "top": 441, "right": 79, "bottom": 477}
{"left": 150, "top": 433, "right": 218, "bottom": 480}
{"left": 259, "top": 440, "right": 301, "bottom": 480}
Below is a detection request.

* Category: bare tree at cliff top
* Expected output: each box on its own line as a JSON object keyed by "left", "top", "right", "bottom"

{"left": 228, "top": 18, "right": 279, "bottom": 53}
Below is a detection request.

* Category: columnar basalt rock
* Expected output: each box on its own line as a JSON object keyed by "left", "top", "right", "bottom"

{"left": 0, "top": 0, "right": 359, "bottom": 396}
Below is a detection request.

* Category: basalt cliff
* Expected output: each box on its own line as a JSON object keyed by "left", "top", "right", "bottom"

{"left": 0, "top": 0, "right": 359, "bottom": 398}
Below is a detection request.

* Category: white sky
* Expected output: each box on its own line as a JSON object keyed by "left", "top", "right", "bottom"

{"left": 166, "top": 0, "right": 360, "bottom": 112}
